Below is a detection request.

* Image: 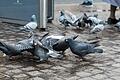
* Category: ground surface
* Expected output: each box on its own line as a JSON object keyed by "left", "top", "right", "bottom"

{"left": 0, "top": 2, "right": 120, "bottom": 80}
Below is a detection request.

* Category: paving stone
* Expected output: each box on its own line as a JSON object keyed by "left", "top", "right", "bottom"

{"left": 6, "top": 65, "right": 22, "bottom": 69}
{"left": 110, "top": 76, "right": 120, "bottom": 80}
{"left": 106, "top": 71, "right": 120, "bottom": 76}
{"left": 51, "top": 66, "right": 66, "bottom": 70}
{"left": 91, "top": 74, "right": 108, "bottom": 80}
{"left": 36, "top": 64, "right": 52, "bottom": 69}
{"left": 29, "top": 77, "right": 44, "bottom": 80}
{"left": 112, "top": 63, "right": 120, "bottom": 68}
{"left": 21, "top": 67, "right": 35, "bottom": 71}
{"left": 76, "top": 71, "right": 92, "bottom": 78}
{"left": 62, "top": 64, "right": 73, "bottom": 68}
{"left": 66, "top": 76, "right": 80, "bottom": 80}
{"left": 48, "top": 76, "right": 63, "bottom": 80}
{"left": 14, "top": 78, "right": 28, "bottom": 80}
{"left": 0, "top": 64, "right": 4, "bottom": 67}
{"left": 104, "top": 61, "right": 115, "bottom": 66}
{"left": 27, "top": 71, "right": 43, "bottom": 76}
{"left": 112, "top": 68, "right": 120, "bottom": 73}
{"left": 98, "top": 66, "right": 115, "bottom": 71}
{"left": 40, "top": 69, "right": 55, "bottom": 73}
{"left": 13, "top": 74, "right": 28, "bottom": 78}
{"left": 0, "top": 67, "right": 8, "bottom": 72}
{"left": 104, "top": 79, "right": 114, "bottom": 80}
{"left": 5, "top": 69, "right": 22, "bottom": 75}
{"left": 87, "top": 69, "right": 103, "bottom": 74}
{"left": 115, "top": 59, "right": 120, "bottom": 63}
{"left": 91, "top": 63, "right": 104, "bottom": 67}
{"left": 79, "top": 77, "right": 96, "bottom": 80}
{"left": 0, "top": 73, "right": 10, "bottom": 79}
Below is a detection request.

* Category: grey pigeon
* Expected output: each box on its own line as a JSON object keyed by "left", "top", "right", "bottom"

{"left": 82, "top": 13, "right": 105, "bottom": 27}
{"left": 40, "top": 34, "right": 78, "bottom": 58}
{"left": 41, "top": 34, "right": 78, "bottom": 53}
{"left": 65, "top": 39, "right": 103, "bottom": 61}
{"left": 90, "top": 24, "right": 105, "bottom": 34}
{"left": 33, "top": 40, "right": 49, "bottom": 62}
{"left": 40, "top": 35, "right": 64, "bottom": 50}
{"left": 58, "top": 10, "right": 70, "bottom": 28}
{"left": 0, "top": 35, "right": 35, "bottom": 59}
{"left": 20, "top": 15, "right": 37, "bottom": 35}
{"left": 40, "top": 34, "right": 65, "bottom": 58}
{"left": 58, "top": 10, "right": 85, "bottom": 29}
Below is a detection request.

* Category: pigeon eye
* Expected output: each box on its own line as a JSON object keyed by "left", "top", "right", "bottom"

{"left": 65, "top": 39, "right": 68, "bottom": 42}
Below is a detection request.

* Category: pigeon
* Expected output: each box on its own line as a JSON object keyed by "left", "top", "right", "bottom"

{"left": 58, "top": 10, "right": 85, "bottom": 29}
{"left": 34, "top": 38, "right": 63, "bottom": 61}
{"left": 64, "top": 10, "right": 78, "bottom": 24}
{"left": 52, "top": 35, "right": 78, "bottom": 54}
{"left": 90, "top": 24, "right": 105, "bottom": 34}
{"left": 0, "top": 35, "right": 35, "bottom": 59}
{"left": 39, "top": 33, "right": 64, "bottom": 58}
{"left": 40, "top": 34, "right": 78, "bottom": 57}
{"left": 20, "top": 15, "right": 37, "bottom": 35}
{"left": 82, "top": 13, "right": 105, "bottom": 27}
{"left": 114, "top": 21, "right": 120, "bottom": 31}
{"left": 87, "top": 16, "right": 103, "bottom": 25}
{"left": 58, "top": 10, "right": 70, "bottom": 28}
{"left": 65, "top": 38, "right": 103, "bottom": 61}
{"left": 33, "top": 40, "right": 49, "bottom": 62}
{"left": 41, "top": 35, "right": 64, "bottom": 50}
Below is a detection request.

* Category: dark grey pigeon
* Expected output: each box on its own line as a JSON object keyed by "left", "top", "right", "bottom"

{"left": 40, "top": 35, "right": 62, "bottom": 50}
{"left": 40, "top": 34, "right": 78, "bottom": 57}
{"left": 0, "top": 35, "right": 35, "bottom": 59}
{"left": 65, "top": 39, "right": 103, "bottom": 61}
{"left": 52, "top": 35, "right": 78, "bottom": 54}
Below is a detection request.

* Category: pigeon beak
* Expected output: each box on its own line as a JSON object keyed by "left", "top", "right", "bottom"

{"left": 73, "top": 35, "right": 78, "bottom": 40}
{"left": 3, "top": 54, "right": 6, "bottom": 57}
{"left": 34, "top": 42, "right": 37, "bottom": 46}
{"left": 59, "top": 11, "right": 61, "bottom": 13}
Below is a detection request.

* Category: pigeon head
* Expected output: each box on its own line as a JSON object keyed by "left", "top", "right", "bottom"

{"left": 31, "top": 15, "right": 37, "bottom": 22}
{"left": 0, "top": 42, "right": 8, "bottom": 54}
{"left": 65, "top": 35, "right": 78, "bottom": 43}
{"left": 59, "top": 10, "right": 65, "bottom": 16}
{"left": 65, "top": 38, "right": 73, "bottom": 44}
{"left": 83, "top": 13, "right": 88, "bottom": 21}
{"left": 0, "top": 42, "right": 4, "bottom": 46}
{"left": 82, "top": 13, "right": 93, "bottom": 25}
{"left": 93, "top": 14, "right": 98, "bottom": 18}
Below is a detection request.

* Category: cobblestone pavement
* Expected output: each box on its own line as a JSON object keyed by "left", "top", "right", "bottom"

{"left": 0, "top": 3, "right": 120, "bottom": 80}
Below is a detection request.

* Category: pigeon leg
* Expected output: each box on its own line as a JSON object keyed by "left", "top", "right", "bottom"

{"left": 75, "top": 56, "right": 87, "bottom": 61}
{"left": 80, "top": 56, "right": 88, "bottom": 61}
{"left": 8, "top": 56, "right": 16, "bottom": 60}
{"left": 61, "top": 51, "right": 66, "bottom": 57}
{"left": 64, "top": 26, "right": 67, "bottom": 30}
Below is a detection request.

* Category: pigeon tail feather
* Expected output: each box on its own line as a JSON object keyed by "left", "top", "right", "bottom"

{"left": 93, "top": 48, "right": 103, "bottom": 53}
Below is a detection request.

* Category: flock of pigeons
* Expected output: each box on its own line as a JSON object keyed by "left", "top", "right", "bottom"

{"left": 0, "top": 13, "right": 105, "bottom": 62}
{"left": 58, "top": 10, "right": 109, "bottom": 36}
